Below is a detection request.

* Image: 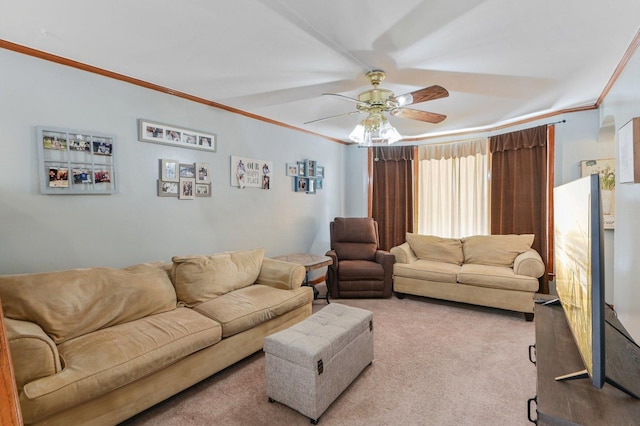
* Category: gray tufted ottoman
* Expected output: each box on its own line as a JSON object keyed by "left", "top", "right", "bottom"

{"left": 264, "top": 303, "right": 374, "bottom": 424}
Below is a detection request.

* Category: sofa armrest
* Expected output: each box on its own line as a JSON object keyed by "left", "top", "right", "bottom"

{"left": 390, "top": 242, "right": 418, "bottom": 264}
{"left": 513, "top": 249, "right": 545, "bottom": 278}
{"left": 255, "top": 257, "right": 306, "bottom": 290}
{"left": 5, "top": 317, "right": 61, "bottom": 392}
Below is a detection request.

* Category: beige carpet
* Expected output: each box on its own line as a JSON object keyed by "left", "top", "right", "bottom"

{"left": 121, "top": 291, "right": 536, "bottom": 426}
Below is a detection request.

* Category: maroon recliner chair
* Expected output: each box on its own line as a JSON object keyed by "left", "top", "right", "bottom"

{"left": 325, "top": 217, "right": 395, "bottom": 299}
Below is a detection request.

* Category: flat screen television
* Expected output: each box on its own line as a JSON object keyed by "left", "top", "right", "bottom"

{"left": 553, "top": 174, "right": 605, "bottom": 388}
{"left": 553, "top": 174, "right": 640, "bottom": 398}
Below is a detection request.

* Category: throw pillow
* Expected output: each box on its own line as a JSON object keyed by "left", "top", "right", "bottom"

{"left": 462, "top": 234, "right": 535, "bottom": 267}
{"left": 405, "top": 233, "right": 464, "bottom": 265}
{"left": 172, "top": 248, "right": 265, "bottom": 306}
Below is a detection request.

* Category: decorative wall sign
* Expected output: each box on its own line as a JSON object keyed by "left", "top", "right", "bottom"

{"left": 290, "top": 158, "right": 324, "bottom": 194}
{"left": 37, "top": 126, "right": 117, "bottom": 195}
{"left": 231, "top": 156, "right": 272, "bottom": 189}
{"left": 138, "top": 119, "right": 216, "bottom": 152}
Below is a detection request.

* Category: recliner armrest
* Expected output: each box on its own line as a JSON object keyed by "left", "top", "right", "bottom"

{"left": 390, "top": 242, "right": 418, "bottom": 264}
{"left": 513, "top": 249, "right": 545, "bottom": 278}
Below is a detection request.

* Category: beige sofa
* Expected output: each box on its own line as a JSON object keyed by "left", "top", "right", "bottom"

{"left": 0, "top": 248, "right": 313, "bottom": 425}
{"left": 390, "top": 234, "right": 545, "bottom": 320}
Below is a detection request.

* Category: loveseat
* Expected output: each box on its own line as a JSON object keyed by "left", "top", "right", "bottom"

{"left": 390, "top": 234, "right": 545, "bottom": 320}
{"left": 0, "top": 248, "right": 313, "bottom": 425}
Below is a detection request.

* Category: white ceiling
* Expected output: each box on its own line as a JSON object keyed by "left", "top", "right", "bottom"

{"left": 1, "top": 0, "right": 639, "bottom": 143}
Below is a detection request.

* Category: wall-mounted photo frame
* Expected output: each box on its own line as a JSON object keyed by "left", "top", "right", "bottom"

{"left": 138, "top": 119, "right": 216, "bottom": 152}
{"left": 316, "top": 166, "right": 325, "bottom": 179}
{"left": 286, "top": 163, "right": 299, "bottom": 176}
{"left": 297, "top": 161, "right": 306, "bottom": 177}
{"left": 307, "top": 177, "right": 316, "bottom": 194}
{"left": 305, "top": 160, "right": 317, "bottom": 177}
{"left": 179, "top": 178, "right": 195, "bottom": 199}
{"left": 195, "top": 183, "right": 211, "bottom": 197}
{"left": 160, "top": 159, "right": 179, "bottom": 182}
{"left": 196, "top": 162, "right": 210, "bottom": 183}
{"left": 295, "top": 177, "right": 308, "bottom": 192}
{"left": 179, "top": 163, "right": 196, "bottom": 179}
{"left": 158, "top": 180, "right": 179, "bottom": 197}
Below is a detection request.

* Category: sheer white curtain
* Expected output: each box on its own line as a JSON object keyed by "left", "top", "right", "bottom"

{"left": 417, "top": 138, "right": 489, "bottom": 238}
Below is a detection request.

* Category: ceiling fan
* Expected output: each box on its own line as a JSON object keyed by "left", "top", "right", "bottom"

{"left": 306, "top": 70, "right": 449, "bottom": 143}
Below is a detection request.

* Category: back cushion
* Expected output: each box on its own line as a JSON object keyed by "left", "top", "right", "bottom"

{"left": 332, "top": 218, "right": 377, "bottom": 260}
{"left": 405, "top": 233, "right": 464, "bottom": 265}
{"left": 0, "top": 263, "right": 177, "bottom": 344}
{"left": 172, "top": 248, "right": 265, "bottom": 307}
{"left": 462, "top": 234, "right": 535, "bottom": 267}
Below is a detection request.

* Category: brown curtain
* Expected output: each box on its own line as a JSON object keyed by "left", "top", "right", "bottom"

{"left": 490, "top": 125, "right": 549, "bottom": 293}
{"left": 371, "top": 146, "right": 414, "bottom": 251}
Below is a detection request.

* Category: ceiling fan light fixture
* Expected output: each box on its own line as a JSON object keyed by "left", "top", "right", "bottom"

{"left": 348, "top": 113, "right": 402, "bottom": 145}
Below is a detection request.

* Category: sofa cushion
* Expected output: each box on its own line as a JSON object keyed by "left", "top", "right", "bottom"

{"left": 194, "top": 284, "right": 313, "bottom": 338}
{"left": 405, "top": 233, "right": 464, "bottom": 265}
{"left": 457, "top": 263, "right": 539, "bottom": 292}
{"left": 0, "top": 263, "right": 177, "bottom": 344}
{"left": 462, "top": 234, "right": 534, "bottom": 267}
{"left": 172, "top": 248, "right": 265, "bottom": 307}
{"left": 393, "top": 259, "right": 460, "bottom": 283}
{"left": 19, "top": 308, "right": 222, "bottom": 423}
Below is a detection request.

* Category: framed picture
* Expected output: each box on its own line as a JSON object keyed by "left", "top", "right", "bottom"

{"left": 179, "top": 178, "right": 195, "bottom": 199}
{"left": 48, "top": 166, "right": 69, "bottom": 187}
{"left": 316, "top": 178, "right": 323, "bottom": 190}
{"left": 195, "top": 183, "right": 211, "bottom": 197}
{"left": 307, "top": 177, "right": 316, "bottom": 194}
{"left": 297, "top": 161, "right": 306, "bottom": 177}
{"left": 160, "top": 159, "right": 179, "bottom": 182}
{"left": 138, "top": 119, "right": 217, "bottom": 152}
{"left": 316, "top": 166, "right": 325, "bottom": 179}
{"left": 295, "top": 177, "right": 308, "bottom": 192}
{"left": 306, "top": 160, "right": 316, "bottom": 177}
{"left": 92, "top": 137, "right": 113, "bottom": 156}
{"left": 286, "top": 163, "right": 299, "bottom": 176}
{"left": 179, "top": 163, "right": 196, "bottom": 179}
{"left": 42, "top": 131, "right": 67, "bottom": 150}
{"left": 157, "top": 180, "right": 179, "bottom": 197}
{"left": 196, "top": 162, "right": 210, "bottom": 183}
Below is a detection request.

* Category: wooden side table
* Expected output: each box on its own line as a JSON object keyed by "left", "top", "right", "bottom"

{"left": 273, "top": 253, "right": 333, "bottom": 303}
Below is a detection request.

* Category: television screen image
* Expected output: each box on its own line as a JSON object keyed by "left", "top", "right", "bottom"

{"left": 554, "top": 174, "right": 605, "bottom": 388}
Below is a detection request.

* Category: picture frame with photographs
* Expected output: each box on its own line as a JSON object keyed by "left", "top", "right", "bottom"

{"left": 196, "top": 162, "right": 210, "bottom": 183}
{"left": 286, "top": 163, "right": 299, "bottom": 176}
{"left": 160, "top": 159, "right": 179, "bottom": 182}
{"left": 179, "top": 163, "right": 196, "bottom": 179}
{"left": 179, "top": 178, "right": 196, "bottom": 200}
{"left": 138, "top": 119, "right": 216, "bottom": 152}
{"left": 157, "top": 180, "right": 179, "bottom": 197}
{"left": 195, "top": 183, "right": 212, "bottom": 197}
{"left": 37, "top": 126, "right": 118, "bottom": 195}
{"left": 294, "top": 177, "right": 308, "bottom": 192}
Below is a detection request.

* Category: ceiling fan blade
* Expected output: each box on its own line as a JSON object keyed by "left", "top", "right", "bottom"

{"left": 391, "top": 108, "right": 447, "bottom": 124}
{"left": 322, "top": 93, "right": 365, "bottom": 105}
{"left": 393, "top": 85, "right": 449, "bottom": 106}
{"left": 304, "top": 110, "right": 362, "bottom": 125}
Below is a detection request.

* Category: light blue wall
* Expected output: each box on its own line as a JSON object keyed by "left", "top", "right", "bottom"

{"left": 600, "top": 45, "right": 640, "bottom": 342}
{"left": 0, "top": 49, "right": 345, "bottom": 274}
